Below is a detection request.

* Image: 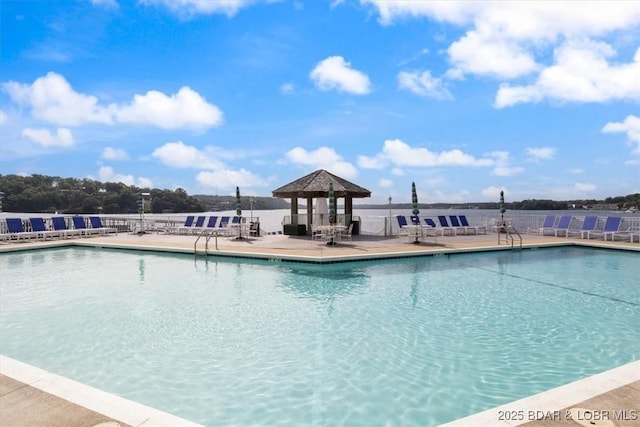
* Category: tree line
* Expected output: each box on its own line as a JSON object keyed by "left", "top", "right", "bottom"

{"left": 0, "top": 174, "right": 289, "bottom": 214}
{"left": 1, "top": 174, "right": 637, "bottom": 214}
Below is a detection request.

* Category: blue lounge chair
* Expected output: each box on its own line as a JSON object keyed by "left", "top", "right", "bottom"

{"left": 538, "top": 215, "right": 557, "bottom": 235}
{"left": 396, "top": 215, "right": 409, "bottom": 236}
{"left": 89, "top": 216, "right": 117, "bottom": 235}
{"left": 52, "top": 216, "right": 81, "bottom": 238}
{"left": 410, "top": 215, "right": 421, "bottom": 225}
{"left": 587, "top": 216, "right": 622, "bottom": 240}
{"left": 551, "top": 215, "right": 572, "bottom": 237}
{"left": 219, "top": 216, "right": 230, "bottom": 228}
{"left": 173, "top": 215, "right": 195, "bottom": 234}
{"left": 448, "top": 215, "right": 468, "bottom": 235}
{"left": 189, "top": 215, "right": 207, "bottom": 234}
{"left": 5, "top": 218, "right": 38, "bottom": 241}
{"left": 71, "top": 216, "right": 96, "bottom": 237}
{"left": 566, "top": 215, "right": 598, "bottom": 239}
{"left": 29, "top": 217, "right": 63, "bottom": 240}
{"left": 206, "top": 216, "right": 218, "bottom": 228}
{"left": 458, "top": 215, "right": 486, "bottom": 235}
{"left": 421, "top": 218, "right": 439, "bottom": 237}
{"left": 437, "top": 216, "right": 455, "bottom": 235}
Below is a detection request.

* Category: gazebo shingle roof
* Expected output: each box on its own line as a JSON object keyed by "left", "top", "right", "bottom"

{"left": 272, "top": 169, "right": 371, "bottom": 199}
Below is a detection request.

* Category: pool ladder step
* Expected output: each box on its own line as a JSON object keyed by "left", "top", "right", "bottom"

{"left": 498, "top": 224, "right": 522, "bottom": 249}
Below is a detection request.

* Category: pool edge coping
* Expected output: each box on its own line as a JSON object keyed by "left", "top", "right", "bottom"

{"left": 2, "top": 354, "right": 638, "bottom": 427}
{"left": 0, "top": 355, "right": 204, "bottom": 427}
{"left": 440, "top": 359, "right": 640, "bottom": 426}
{"left": 1, "top": 238, "right": 638, "bottom": 264}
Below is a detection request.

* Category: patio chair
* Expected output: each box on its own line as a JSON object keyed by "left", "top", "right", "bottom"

{"left": 551, "top": 215, "right": 572, "bottom": 237}
{"left": 72, "top": 216, "right": 98, "bottom": 237}
{"left": 89, "top": 216, "right": 117, "bottom": 235}
{"left": 422, "top": 218, "right": 439, "bottom": 237}
{"left": 458, "top": 215, "right": 486, "bottom": 235}
{"left": 566, "top": 215, "right": 598, "bottom": 239}
{"left": 448, "top": 215, "right": 469, "bottom": 235}
{"left": 396, "top": 215, "right": 409, "bottom": 236}
{"left": 343, "top": 222, "right": 354, "bottom": 241}
{"left": 189, "top": 215, "right": 207, "bottom": 234}
{"left": 538, "top": 215, "right": 557, "bottom": 235}
{"left": 204, "top": 216, "right": 219, "bottom": 232}
{"left": 437, "top": 216, "right": 455, "bottom": 235}
{"left": 586, "top": 216, "right": 622, "bottom": 240}
{"left": 5, "top": 218, "right": 38, "bottom": 242}
{"left": 52, "top": 216, "right": 82, "bottom": 238}
{"left": 29, "top": 217, "right": 63, "bottom": 240}
{"left": 174, "top": 215, "right": 195, "bottom": 235}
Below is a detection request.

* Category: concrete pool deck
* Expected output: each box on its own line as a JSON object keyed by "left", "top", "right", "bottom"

{"left": 0, "top": 230, "right": 638, "bottom": 426}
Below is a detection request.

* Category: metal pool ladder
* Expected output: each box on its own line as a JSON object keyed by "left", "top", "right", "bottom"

{"left": 194, "top": 229, "right": 219, "bottom": 257}
{"left": 498, "top": 224, "right": 522, "bottom": 249}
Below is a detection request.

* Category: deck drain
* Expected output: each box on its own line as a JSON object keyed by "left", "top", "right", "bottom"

{"left": 568, "top": 408, "right": 615, "bottom": 427}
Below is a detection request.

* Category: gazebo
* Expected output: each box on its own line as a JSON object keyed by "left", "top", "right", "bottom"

{"left": 272, "top": 169, "right": 371, "bottom": 235}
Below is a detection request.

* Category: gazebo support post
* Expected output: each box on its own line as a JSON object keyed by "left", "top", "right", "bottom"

{"left": 345, "top": 196, "right": 353, "bottom": 225}
{"left": 306, "top": 196, "right": 313, "bottom": 235}
{"left": 290, "top": 198, "right": 298, "bottom": 224}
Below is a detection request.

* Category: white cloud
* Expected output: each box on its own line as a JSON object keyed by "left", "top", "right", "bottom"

{"left": 0, "top": 110, "right": 6, "bottom": 124}
{"left": 280, "top": 82, "right": 295, "bottom": 94}
{"left": 152, "top": 141, "right": 226, "bottom": 170}
{"left": 397, "top": 70, "right": 452, "bottom": 99}
{"left": 310, "top": 56, "right": 372, "bottom": 95}
{"left": 140, "top": 0, "right": 252, "bottom": 18}
{"left": 97, "top": 166, "right": 152, "bottom": 188}
{"left": 447, "top": 31, "right": 539, "bottom": 79}
{"left": 568, "top": 168, "right": 585, "bottom": 174}
{"left": 481, "top": 186, "right": 507, "bottom": 200}
{"left": 495, "top": 41, "right": 640, "bottom": 108}
{"left": 378, "top": 178, "right": 393, "bottom": 188}
{"left": 90, "top": 0, "right": 118, "bottom": 8}
{"left": 285, "top": 146, "right": 357, "bottom": 178}
{"left": 4, "top": 72, "right": 112, "bottom": 126}
{"left": 363, "top": 1, "right": 640, "bottom": 103}
{"left": 196, "top": 168, "right": 266, "bottom": 191}
{"left": 22, "top": 127, "right": 74, "bottom": 147}
{"left": 114, "top": 86, "right": 223, "bottom": 131}
{"left": 574, "top": 182, "right": 597, "bottom": 192}
{"left": 357, "top": 153, "right": 386, "bottom": 169}
{"left": 381, "top": 138, "right": 495, "bottom": 167}
{"left": 3, "top": 72, "right": 223, "bottom": 131}
{"left": 602, "top": 115, "right": 640, "bottom": 154}
{"left": 526, "top": 146, "right": 556, "bottom": 161}
{"left": 101, "top": 147, "right": 129, "bottom": 161}
{"left": 489, "top": 150, "right": 524, "bottom": 176}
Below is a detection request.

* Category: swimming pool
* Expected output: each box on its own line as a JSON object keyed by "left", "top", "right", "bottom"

{"left": 1, "top": 246, "right": 638, "bottom": 426}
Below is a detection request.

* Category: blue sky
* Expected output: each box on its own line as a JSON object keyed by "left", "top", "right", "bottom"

{"left": 1, "top": 0, "right": 639, "bottom": 204}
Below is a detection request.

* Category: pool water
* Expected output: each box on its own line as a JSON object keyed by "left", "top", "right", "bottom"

{"left": 1, "top": 246, "right": 638, "bottom": 426}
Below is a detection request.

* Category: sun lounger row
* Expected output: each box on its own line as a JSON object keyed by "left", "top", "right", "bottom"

{"left": 0, "top": 216, "right": 117, "bottom": 242}
{"left": 166, "top": 215, "right": 251, "bottom": 236}
{"left": 537, "top": 214, "right": 638, "bottom": 242}
{"left": 397, "top": 215, "right": 487, "bottom": 237}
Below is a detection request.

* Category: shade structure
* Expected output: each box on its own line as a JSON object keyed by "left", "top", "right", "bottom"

{"left": 236, "top": 186, "right": 242, "bottom": 217}
{"left": 499, "top": 190, "right": 506, "bottom": 219}
{"left": 328, "top": 182, "right": 336, "bottom": 225}
{"left": 411, "top": 182, "right": 420, "bottom": 215}
{"left": 272, "top": 169, "right": 371, "bottom": 199}
{"left": 272, "top": 169, "right": 371, "bottom": 234}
